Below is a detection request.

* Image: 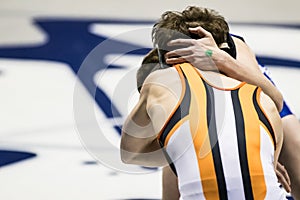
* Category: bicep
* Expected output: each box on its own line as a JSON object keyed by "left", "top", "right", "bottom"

{"left": 120, "top": 84, "right": 169, "bottom": 166}
{"left": 234, "top": 37, "right": 259, "bottom": 69}
{"left": 145, "top": 80, "right": 181, "bottom": 134}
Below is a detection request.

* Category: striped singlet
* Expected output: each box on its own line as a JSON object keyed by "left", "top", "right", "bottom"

{"left": 157, "top": 63, "right": 286, "bottom": 200}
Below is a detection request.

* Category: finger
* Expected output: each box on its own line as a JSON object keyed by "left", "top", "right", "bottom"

{"left": 167, "top": 38, "right": 196, "bottom": 47}
{"left": 165, "top": 57, "right": 186, "bottom": 65}
{"left": 277, "top": 163, "right": 291, "bottom": 185}
{"left": 166, "top": 54, "right": 199, "bottom": 65}
{"left": 276, "top": 169, "right": 291, "bottom": 193}
{"left": 165, "top": 48, "right": 192, "bottom": 58}
{"left": 189, "top": 26, "right": 211, "bottom": 38}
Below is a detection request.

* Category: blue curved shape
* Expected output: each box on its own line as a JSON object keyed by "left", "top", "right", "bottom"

{"left": 0, "top": 19, "right": 150, "bottom": 119}
{"left": 0, "top": 18, "right": 299, "bottom": 134}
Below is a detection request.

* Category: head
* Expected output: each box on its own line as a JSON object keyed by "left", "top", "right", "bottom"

{"left": 137, "top": 6, "right": 230, "bottom": 92}
{"left": 152, "top": 6, "right": 230, "bottom": 64}
{"left": 181, "top": 6, "right": 229, "bottom": 46}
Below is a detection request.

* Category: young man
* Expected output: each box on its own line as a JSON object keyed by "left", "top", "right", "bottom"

{"left": 121, "top": 7, "right": 286, "bottom": 199}
{"left": 164, "top": 6, "right": 299, "bottom": 199}
{"left": 137, "top": 48, "right": 289, "bottom": 200}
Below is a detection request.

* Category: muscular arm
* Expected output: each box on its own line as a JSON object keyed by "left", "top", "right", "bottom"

{"left": 258, "top": 90, "right": 294, "bottom": 194}
{"left": 220, "top": 37, "right": 283, "bottom": 112}
{"left": 120, "top": 82, "right": 167, "bottom": 167}
{"left": 280, "top": 115, "right": 300, "bottom": 199}
{"left": 121, "top": 68, "right": 180, "bottom": 167}
{"left": 162, "top": 166, "right": 180, "bottom": 200}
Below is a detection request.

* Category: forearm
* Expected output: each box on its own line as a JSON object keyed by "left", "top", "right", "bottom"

{"left": 280, "top": 115, "right": 300, "bottom": 199}
{"left": 162, "top": 166, "right": 180, "bottom": 200}
{"left": 257, "top": 77, "right": 283, "bottom": 112}
{"left": 215, "top": 52, "right": 283, "bottom": 111}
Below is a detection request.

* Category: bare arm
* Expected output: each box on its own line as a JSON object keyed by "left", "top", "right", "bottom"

{"left": 280, "top": 115, "right": 300, "bottom": 199}
{"left": 162, "top": 166, "right": 180, "bottom": 200}
{"left": 121, "top": 69, "right": 180, "bottom": 167}
{"left": 259, "top": 91, "right": 291, "bottom": 193}
{"left": 120, "top": 83, "right": 167, "bottom": 167}
{"left": 228, "top": 37, "right": 283, "bottom": 112}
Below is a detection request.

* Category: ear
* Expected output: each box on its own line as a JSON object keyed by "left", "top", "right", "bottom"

{"left": 220, "top": 33, "right": 237, "bottom": 59}
{"left": 219, "top": 42, "right": 229, "bottom": 48}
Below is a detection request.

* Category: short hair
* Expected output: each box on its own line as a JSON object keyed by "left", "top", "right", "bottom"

{"left": 136, "top": 6, "right": 230, "bottom": 92}
{"left": 182, "top": 6, "right": 229, "bottom": 46}
{"left": 152, "top": 6, "right": 229, "bottom": 63}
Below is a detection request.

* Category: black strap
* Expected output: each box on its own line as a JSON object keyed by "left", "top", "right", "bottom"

{"left": 220, "top": 33, "right": 237, "bottom": 59}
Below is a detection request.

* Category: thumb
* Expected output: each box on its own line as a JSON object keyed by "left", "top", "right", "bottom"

{"left": 189, "top": 26, "right": 211, "bottom": 38}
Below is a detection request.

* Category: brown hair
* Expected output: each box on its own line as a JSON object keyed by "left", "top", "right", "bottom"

{"left": 136, "top": 48, "right": 160, "bottom": 92}
{"left": 137, "top": 6, "right": 230, "bottom": 92}
{"left": 182, "top": 6, "right": 229, "bottom": 46}
{"left": 152, "top": 6, "right": 229, "bottom": 61}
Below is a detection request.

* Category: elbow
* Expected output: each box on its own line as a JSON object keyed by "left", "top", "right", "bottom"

{"left": 121, "top": 149, "right": 149, "bottom": 166}
{"left": 120, "top": 133, "right": 133, "bottom": 164}
{"left": 120, "top": 140, "right": 142, "bottom": 165}
{"left": 120, "top": 148, "right": 135, "bottom": 164}
{"left": 120, "top": 154, "right": 130, "bottom": 164}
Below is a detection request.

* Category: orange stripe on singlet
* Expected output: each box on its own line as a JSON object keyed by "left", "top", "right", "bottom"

{"left": 164, "top": 116, "right": 189, "bottom": 146}
{"left": 180, "top": 63, "right": 220, "bottom": 200}
{"left": 238, "top": 85, "right": 267, "bottom": 199}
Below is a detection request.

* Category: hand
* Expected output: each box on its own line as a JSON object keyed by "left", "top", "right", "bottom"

{"left": 276, "top": 162, "right": 291, "bottom": 193}
{"left": 165, "top": 26, "right": 225, "bottom": 71}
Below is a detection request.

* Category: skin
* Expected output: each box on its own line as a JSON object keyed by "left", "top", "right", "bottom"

{"left": 162, "top": 166, "right": 180, "bottom": 200}
{"left": 165, "top": 26, "right": 299, "bottom": 198}
{"left": 121, "top": 64, "right": 285, "bottom": 199}
{"left": 280, "top": 115, "right": 300, "bottom": 199}
{"left": 121, "top": 67, "right": 182, "bottom": 167}
{"left": 165, "top": 27, "right": 283, "bottom": 112}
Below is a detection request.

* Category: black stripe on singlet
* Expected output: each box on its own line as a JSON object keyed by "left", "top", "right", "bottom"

{"left": 231, "top": 89, "right": 254, "bottom": 200}
{"left": 252, "top": 87, "right": 276, "bottom": 149}
{"left": 204, "top": 81, "right": 228, "bottom": 200}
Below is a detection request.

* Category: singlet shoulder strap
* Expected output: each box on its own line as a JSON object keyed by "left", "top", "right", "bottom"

{"left": 230, "top": 33, "right": 246, "bottom": 42}
{"left": 157, "top": 64, "right": 191, "bottom": 146}
{"left": 252, "top": 87, "right": 277, "bottom": 148}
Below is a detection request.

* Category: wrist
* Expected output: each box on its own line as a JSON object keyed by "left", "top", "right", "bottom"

{"left": 211, "top": 49, "right": 228, "bottom": 72}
